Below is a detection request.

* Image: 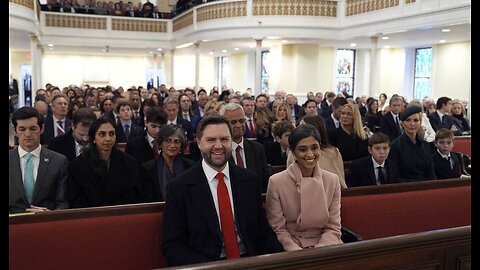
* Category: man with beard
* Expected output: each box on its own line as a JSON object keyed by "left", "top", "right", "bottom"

{"left": 48, "top": 107, "right": 97, "bottom": 161}
{"left": 162, "top": 115, "right": 283, "bottom": 266}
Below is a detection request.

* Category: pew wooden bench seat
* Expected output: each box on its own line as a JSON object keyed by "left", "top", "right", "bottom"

{"left": 9, "top": 178, "right": 470, "bottom": 270}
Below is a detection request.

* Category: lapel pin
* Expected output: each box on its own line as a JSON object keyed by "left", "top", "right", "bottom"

{"left": 44, "top": 158, "right": 49, "bottom": 162}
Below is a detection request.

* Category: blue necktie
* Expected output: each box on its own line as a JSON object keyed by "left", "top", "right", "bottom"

{"left": 124, "top": 124, "right": 130, "bottom": 139}
{"left": 24, "top": 153, "right": 34, "bottom": 203}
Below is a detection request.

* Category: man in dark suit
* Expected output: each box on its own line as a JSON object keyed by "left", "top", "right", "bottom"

{"left": 9, "top": 75, "right": 19, "bottom": 113}
{"left": 162, "top": 115, "right": 284, "bottom": 266}
{"left": 9, "top": 107, "right": 69, "bottom": 213}
{"left": 163, "top": 97, "right": 194, "bottom": 141}
{"left": 220, "top": 103, "right": 271, "bottom": 192}
{"left": 379, "top": 96, "right": 403, "bottom": 142}
{"left": 41, "top": 94, "right": 72, "bottom": 146}
{"left": 114, "top": 102, "right": 144, "bottom": 143}
{"left": 324, "top": 97, "right": 348, "bottom": 137}
{"left": 428, "top": 96, "right": 463, "bottom": 136}
{"left": 285, "top": 94, "right": 304, "bottom": 125}
{"left": 319, "top": 91, "right": 336, "bottom": 119}
{"left": 125, "top": 107, "right": 167, "bottom": 165}
{"left": 346, "top": 132, "right": 401, "bottom": 187}
{"left": 48, "top": 107, "right": 97, "bottom": 161}
{"left": 264, "top": 120, "right": 294, "bottom": 166}
{"left": 241, "top": 96, "right": 257, "bottom": 140}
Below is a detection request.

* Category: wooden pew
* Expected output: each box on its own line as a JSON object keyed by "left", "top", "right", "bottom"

{"left": 341, "top": 178, "right": 471, "bottom": 240}
{"left": 453, "top": 135, "right": 471, "bottom": 156}
{"left": 9, "top": 178, "right": 471, "bottom": 270}
{"left": 9, "top": 203, "right": 165, "bottom": 270}
{"left": 157, "top": 226, "right": 470, "bottom": 270}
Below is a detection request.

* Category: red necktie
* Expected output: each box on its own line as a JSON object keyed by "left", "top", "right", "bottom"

{"left": 57, "top": 120, "right": 64, "bottom": 136}
{"left": 152, "top": 143, "right": 159, "bottom": 158}
{"left": 216, "top": 173, "right": 240, "bottom": 259}
{"left": 248, "top": 119, "right": 255, "bottom": 138}
{"left": 236, "top": 146, "right": 244, "bottom": 168}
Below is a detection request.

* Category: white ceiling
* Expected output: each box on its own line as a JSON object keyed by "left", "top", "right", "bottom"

{"left": 9, "top": 22, "right": 471, "bottom": 57}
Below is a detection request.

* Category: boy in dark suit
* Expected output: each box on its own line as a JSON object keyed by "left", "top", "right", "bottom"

{"left": 346, "top": 132, "right": 400, "bottom": 187}
{"left": 432, "top": 128, "right": 462, "bottom": 179}
{"left": 265, "top": 120, "right": 294, "bottom": 166}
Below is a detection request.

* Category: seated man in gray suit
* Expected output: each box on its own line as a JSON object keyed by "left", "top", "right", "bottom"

{"left": 9, "top": 107, "right": 69, "bottom": 213}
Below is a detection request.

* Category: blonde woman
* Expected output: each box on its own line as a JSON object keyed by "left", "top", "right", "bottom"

{"left": 407, "top": 99, "right": 436, "bottom": 142}
{"left": 274, "top": 101, "right": 295, "bottom": 126}
{"left": 329, "top": 103, "right": 369, "bottom": 161}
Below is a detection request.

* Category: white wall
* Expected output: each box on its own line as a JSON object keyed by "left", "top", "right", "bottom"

{"left": 43, "top": 54, "right": 147, "bottom": 89}
{"left": 18, "top": 40, "right": 470, "bottom": 102}
{"left": 377, "top": 48, "right": 407, "bottom": 99}
{"left": 432, "top": 41, "right": 471, "bottom": 101}
{"left": 227, "top": 53, "right": 248, "bottom": 92}
{"left": 317, "top": 46, "right": 334, "bottom": 92}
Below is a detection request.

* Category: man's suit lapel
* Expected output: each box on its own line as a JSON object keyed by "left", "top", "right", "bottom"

{"left": 229, "top": 164, "right": 249, "bottom": 236}
{"left": 67, "top": 133, "right": 77, "bottom": 159}
{"left": 11, "top": 149, "right": 28, "bottom": 203}
{"left": 33, "top": 148, "right": 50, "bottom": 203}
{"left": 365, "top": 158, "right": 376, "bottom": 185}
{"left": 187, "top": 163, "right": 222, "bottom": 240}
{"left": 243, "top": 140, "right": 254, "bottom": 170}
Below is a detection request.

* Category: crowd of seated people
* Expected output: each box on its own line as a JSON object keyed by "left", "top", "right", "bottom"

{"left": 9, "top": 81, "right": 471, "bottom": 212}
{"left": 9, "top": 81, "right": 472, "bottom": 267}
{"left": 40, "top": 0, "right": 171, "bottom": 19}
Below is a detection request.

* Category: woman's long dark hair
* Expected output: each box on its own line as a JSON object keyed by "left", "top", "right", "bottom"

{"left": 83, "top": 117, "right": 117, "bottom": 176}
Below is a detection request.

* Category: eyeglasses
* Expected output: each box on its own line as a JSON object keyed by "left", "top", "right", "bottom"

{"left": 163, "top": 138, "right": 182, "bottom": 145}
{"left": 230, "top": 118, "right": 245, "bottom": 125}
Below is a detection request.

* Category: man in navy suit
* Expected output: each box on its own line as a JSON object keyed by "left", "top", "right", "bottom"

{"left": 48, "top": 107, "right": 97, "bottom": 161}
{"left": 9, "top": 107, "right": 69, "bottom": 213}
{"left": 125, "top": 107, "right": 167, "bottom": 165}
{"left": 324, "top": 97, "right": 348, "bottom": 137}
{"left": 346, "top": 132, "right": 401, "bottom": 187}
{"left": 162, "top": 115, "right": 283, "bottom": 266}
{"left": 163, "top": 97, "right": 194, "bottom": 141}
{"left": 379, "top": 96, "right": 403, "bottom": 142}
{"left": 220, "top": 103, "right": 271, "bottom": 192}
{"left": 428, "top": 96, "right": 463, "bottom": 136}
{"left": 40, "top": 94, "right": 72, "bottom": 146}
{"left": 114, "top": 102, "right": 144, "bottom": 143}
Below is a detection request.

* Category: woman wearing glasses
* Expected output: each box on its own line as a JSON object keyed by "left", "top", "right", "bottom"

{"left": 141, "top": 124, "right": 195, "bottom": 202}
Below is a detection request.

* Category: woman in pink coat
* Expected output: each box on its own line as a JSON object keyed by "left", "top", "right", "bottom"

{"left": 266, "top": 124, "right": 342, "bottom": 251}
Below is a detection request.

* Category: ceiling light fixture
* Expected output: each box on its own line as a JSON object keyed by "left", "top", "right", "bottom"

{"left": 439, "top": 40, "right": 446, "bottom": 43}
{"left": 350, "top": 43, "right": 357, "bottom": 47}
{"left": 234, "top": 48, "right": 239, "bottom": 51}
{"left": 48, "top": 44, "right": 54, "bottom": 47}
{"left": 157, "top": 48, "right": 163, "bottom": 51}
{"left": 222, "top": 49, "right": 227, "bottom": 53}
{"left": 441, "top": 29, "right": 451, "bottom": 32}
{"left": 384, "top": 45, "right": 391, "bottom": 49}
{"left": 381, "top": 36, "right": 389, "bottom": 40}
